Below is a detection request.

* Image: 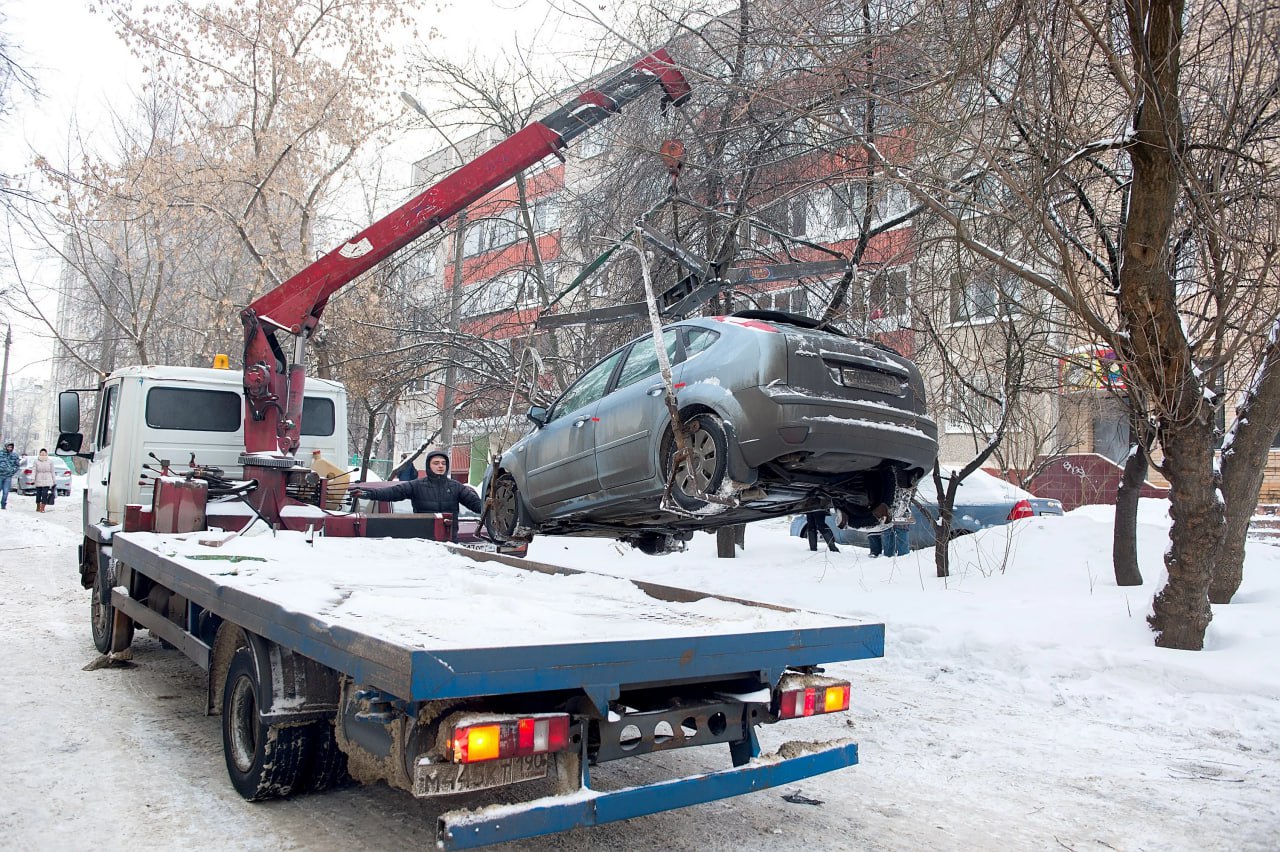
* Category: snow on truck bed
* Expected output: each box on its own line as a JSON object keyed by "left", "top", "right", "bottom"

{"left": 118, "top": 530, "right": 859, "bottom": 651}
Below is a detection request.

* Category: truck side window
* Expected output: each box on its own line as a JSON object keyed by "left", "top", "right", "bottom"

{"left": 301, "top": 397, "right": 335, "bottom": 436}
{"left": 548, "top": 351, "right": 624, "bottom": 422}
{"left": 146, "top": 388, "right": 242, "bottom": 431}
{"left": 98, "top": 384, "right": 118, "bottom": 449}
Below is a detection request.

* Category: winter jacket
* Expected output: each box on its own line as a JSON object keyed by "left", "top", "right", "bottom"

{"left": 0, "top": 449, "right": 18, "bottom": 479}
{"left": 32, "top": 457, "right": 56, "bottom": 487}
{"left": 360, "top": 469, "right": 483, "bottom": 541}
{"left": 370, "top": 472, "right": 483, "bottom": 514}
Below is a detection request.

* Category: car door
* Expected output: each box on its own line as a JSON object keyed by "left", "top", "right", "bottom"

{"left": 522, "top": 350, "right": 624, "bottom": 509}
{"left": 592, "top": 329, "right": 683, "bottom": 491}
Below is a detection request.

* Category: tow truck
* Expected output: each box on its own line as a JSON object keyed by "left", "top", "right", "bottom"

{"left": 54, "top": 48, "right": 887, "bottom": 849}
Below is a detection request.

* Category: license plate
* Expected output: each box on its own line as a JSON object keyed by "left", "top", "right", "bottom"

{"left": 838, "top": 366, "right": 904, "bottom": 395}
{"left": 413, "top": 753, "right": 549, "bottom": 796}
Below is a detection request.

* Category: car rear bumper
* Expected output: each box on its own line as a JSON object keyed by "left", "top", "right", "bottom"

{"left": 738, "top": 386, "right": 938, "bottom": 474}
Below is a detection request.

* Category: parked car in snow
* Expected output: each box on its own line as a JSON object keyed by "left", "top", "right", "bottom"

{"left": 12, "top": 455, "right": 74, "bottom": 497}
{"left": 791, "top": 467, "right": 1064, "bottom": 551}
{"left": 484, "top": 310, "right": 938, "bottom": 554}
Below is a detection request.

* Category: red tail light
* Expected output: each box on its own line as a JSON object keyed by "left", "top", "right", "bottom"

{"left": 452, "top": 714, "right": 570, "bottom": 764}
{"left": 1007, "top": 499, "right": 1034, "bottom": 520}
{"left": 775, "top": 675, "right": 852, "bottom": 720}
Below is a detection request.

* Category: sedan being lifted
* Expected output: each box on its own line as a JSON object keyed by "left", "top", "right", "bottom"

{"left": 484, "top": 310, "right": 939, "bottom": 554}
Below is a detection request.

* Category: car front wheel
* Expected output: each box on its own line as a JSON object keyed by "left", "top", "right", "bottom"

{"left": 484, "top": 473, "right": 526, "bottom": 544}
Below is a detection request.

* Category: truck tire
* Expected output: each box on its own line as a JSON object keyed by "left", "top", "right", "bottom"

{"left": 222, "top": 648, "right": 309, "bottom": 800}
{"left": 91, "top": 562, "right": 134, "bottom": 654}
{"left": 299, "top": 720, "right": 351, "bottom": 793}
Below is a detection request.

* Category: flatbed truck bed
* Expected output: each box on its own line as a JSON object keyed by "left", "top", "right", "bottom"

{"left": 100, "top": 528, "right": 885, "bottom": 848}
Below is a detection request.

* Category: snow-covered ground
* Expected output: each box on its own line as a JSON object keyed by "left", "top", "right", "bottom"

{"left": 1, "top": 483, "right": 1277, "bottom": 850}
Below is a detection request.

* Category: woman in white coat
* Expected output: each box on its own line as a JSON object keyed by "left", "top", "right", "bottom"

{"left": 32, "top": 448, "right": 57, "bottom": 512}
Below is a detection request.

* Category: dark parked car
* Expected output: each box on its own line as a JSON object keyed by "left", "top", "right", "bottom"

{"left": 13, "top": 455, "right": 74, "bottom": 497}
{"left": 791, "top": 468, "right": 1064, "bottom": 551}
{"left": 484, "top": 310, "right": 938, "bottom": 553}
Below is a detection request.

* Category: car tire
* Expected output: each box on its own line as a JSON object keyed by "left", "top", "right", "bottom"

{"left": 667, "top": 414, "right": 728, "bottom": 510}
{"left": 484, "top": 473, "right": 523, "bottom": 544}
{"left": 636, "top": 533, "right": 674, "bottom": 555}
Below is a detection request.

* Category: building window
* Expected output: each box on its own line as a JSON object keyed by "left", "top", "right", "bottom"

{"left": 756, "top": 287, "right": 806, "bottom": 314}
{"left": 945, "top": 378, "right": 1002, "bottom": 434}
{"left": 868, "top": 268, "right": 909, "bottom": 324}
{"left": 951, "top": 269, "right": 1023, "bottom": 323}
{"left": 463, "top": 207, "right": 524, "bottom": 257}
{"left": 534, "top": 195, "right": 560, "bottom": 233}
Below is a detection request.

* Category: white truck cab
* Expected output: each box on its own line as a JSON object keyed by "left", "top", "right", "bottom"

{"left": 60, "top": 363, "right": 348, "bottom": 534}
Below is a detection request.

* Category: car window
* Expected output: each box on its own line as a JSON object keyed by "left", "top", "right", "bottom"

{"left": 614, "top": 330, "right": 681, "bottom": 391}
{"left": 548, "top": 351, "right": 625, "bottom": 422}
{"left": 683, "top": 327, "right": 719, "bottom": 358}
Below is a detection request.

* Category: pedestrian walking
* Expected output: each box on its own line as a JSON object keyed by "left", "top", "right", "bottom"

{"left": 0, "top": 441, "right": 18, "bottom": 510}
{"left": 32, "top": 448, "right": 57, "bottom": 512}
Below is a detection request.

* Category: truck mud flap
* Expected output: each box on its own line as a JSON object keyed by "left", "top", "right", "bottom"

{"left": 437, "top": 739, "right": 858, "bottom": 850}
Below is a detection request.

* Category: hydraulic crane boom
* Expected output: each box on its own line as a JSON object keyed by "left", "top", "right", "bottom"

{"left": 241, "top": 49, "right": 690, "bottom": 457}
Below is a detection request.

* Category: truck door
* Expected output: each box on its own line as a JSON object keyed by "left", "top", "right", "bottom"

{"left": 85, "top": 381, "right": 121, "bottom": 525}
{"left": 592, "top": 329, "right": 683, "bottom": 491}
{"left": 523, "top": 350, "right": 623, "bottom": 509}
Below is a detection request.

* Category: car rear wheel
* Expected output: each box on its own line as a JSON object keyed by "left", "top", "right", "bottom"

{"left": 484, "top": 473, "right": 523, "bottom": 543}
{"left": 668, "top": 414, "right": 728, "bottom": 510}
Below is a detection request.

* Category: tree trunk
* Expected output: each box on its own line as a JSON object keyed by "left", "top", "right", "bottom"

{"left": 1211, "top": 326, "right": 1280, "bottom": 603}
{"left": 1147, "top": 422, "right": 1220, "bottom": 648}
{"left": 1119, "top": 0, "right": 1220, "bottom": 649}
{"left": 1112, "top": 404, "right": 1152, "bottom": 586}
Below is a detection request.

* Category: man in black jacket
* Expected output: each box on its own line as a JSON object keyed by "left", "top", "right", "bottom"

{"left": 352, "top": 450, "right": 482, "bottom": 541}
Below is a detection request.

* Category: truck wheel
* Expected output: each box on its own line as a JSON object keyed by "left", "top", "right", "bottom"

{"left": 222, "top": 648, "right": 309, "bottom": 800}
{"left": 91, "top": 562, "right": 134, "bottom": 654}
{"left": 485, "top": 473, "right": 523, "bottom": 543}
{"left": 299, "top": 721, "right": 351, "bottom": 793}
{"left": 668, "top": 414, "right": 728, "bottom": 510}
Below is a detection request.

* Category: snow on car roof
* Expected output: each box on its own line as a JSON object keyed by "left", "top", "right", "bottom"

{"left": 923, "top": 467, "right": 1035, "bottom": 503}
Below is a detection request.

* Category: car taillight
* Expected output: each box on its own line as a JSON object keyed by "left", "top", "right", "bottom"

{"left": 452, "top": 714, "right": 570, "bottom": 764}
{"left": 23, "top": 468, "right": 32, "bottom": 475}
{"left": 775, "top": 676, "right": 852, "bottom": 719}
{"left": 1007, "top": 499, "right": 1034, "bottom": 520}
{"left": 715, "top": 315, "right": 778, "bottom": 333}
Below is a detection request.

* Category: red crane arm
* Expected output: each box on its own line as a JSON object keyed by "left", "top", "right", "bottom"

{"left": 241, "top": 49, "right": 690, "bottom": 456}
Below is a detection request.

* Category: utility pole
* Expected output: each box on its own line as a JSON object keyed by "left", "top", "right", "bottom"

{"left": 0, "top": 322, "right": 11, "bottom": 440}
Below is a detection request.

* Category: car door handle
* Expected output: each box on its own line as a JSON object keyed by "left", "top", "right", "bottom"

{"left": 573, "top": 416, "right": 599, "bottom": 428}
{"left": 647, "top": 386, "right": 664, "bottom": 397}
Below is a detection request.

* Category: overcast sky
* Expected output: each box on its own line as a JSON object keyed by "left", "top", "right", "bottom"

{"left": 0, "top": 0, "right": 594, "bottom": 382}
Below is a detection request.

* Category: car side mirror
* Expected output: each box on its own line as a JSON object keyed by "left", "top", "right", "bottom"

{"left": 527, "top": 405, "right": 548, "bottom": 427}
{"left": 58, "top": 390, "right": 81, "bottom": 434}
